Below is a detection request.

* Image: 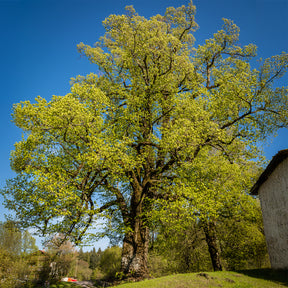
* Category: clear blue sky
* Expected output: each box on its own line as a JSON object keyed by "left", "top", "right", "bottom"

{"left": 0, "top": 0, "right": 287, "bottom": 248}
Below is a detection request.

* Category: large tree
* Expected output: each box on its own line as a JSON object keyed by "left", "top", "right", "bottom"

{"left": 2, "top": 1, "right": 288, "bottom": 278}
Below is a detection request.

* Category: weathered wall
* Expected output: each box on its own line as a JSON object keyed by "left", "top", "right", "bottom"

{"left": 259, "top": 158, "right": 288, "bottom": 269}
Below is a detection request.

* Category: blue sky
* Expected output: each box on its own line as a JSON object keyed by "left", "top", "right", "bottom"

{"left": 0, "top": 0, "right": 287, "bottom": 248}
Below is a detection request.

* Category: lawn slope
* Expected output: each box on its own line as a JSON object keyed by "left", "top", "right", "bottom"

{"left": 115, "top": 271, "right": 288, "bottom": 288}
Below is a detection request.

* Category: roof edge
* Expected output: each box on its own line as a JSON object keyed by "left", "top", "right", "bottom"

{"left": 251, "top": 149, "right": 288, "bottom": 195}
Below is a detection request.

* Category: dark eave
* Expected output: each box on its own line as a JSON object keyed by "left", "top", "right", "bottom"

{"left": 251, "top": 149, "right": 288, "bottom": 195}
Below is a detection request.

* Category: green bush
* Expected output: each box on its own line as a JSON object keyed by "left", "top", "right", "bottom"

{"left": 148, "top": 252, "right": 171, "bottom": 277}
{"left": 75, "top": 259, "right": 92, "bottom": 280}
{"left": 0, "top": 248, "right": 31, "bottom": 288}
{"left": 99, "top": 246, "right": 122, "bottom": 279}
{"left": 91, "top": 268, "right": 104, "bottom": 281}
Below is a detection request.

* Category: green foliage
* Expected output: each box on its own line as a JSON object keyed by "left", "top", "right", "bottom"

{"left": 75, "top": 247, "right": 102, "bottom": 280}
{"left": 0, "top": 221, "right": 22, "bottom": 256}
{"left": 89, "top": 248, "right": 101, "bottom": 270}
{"left": 0, "top": 221, "right": 39, "bottom": 287}
{"left": 149, "top": 220, "right": 212, "bottom": 276}
{"left": 218, "top": 200, "right": 269, "bottom": 270}
{"left": 149, "top": 193, "right": 268, "bottom": 273}
{"left": 38, "top": 236, "right": 77, "bottom": 283}
{"left": 78, "top": 247, "right": 102, "bottom": 270}
{"left": 0, "top": 248, "right": 18, "bottom": 288}
{"left": 75, "top": 259, "right": 92, "bottom": 281}
{"left": 99, "top": 246, "right": 122, "bottom": 279}
{"left": 21, "top": 230, "right": 38, "bottom": 257}
{"left": 91, "top": 267, "right": 104, "bottom": 281}
{"left": 147, "top": 253, "right": 170, "bottom": 278}
{"left": 0, "top": 247, "right": 35, "bottom": 288}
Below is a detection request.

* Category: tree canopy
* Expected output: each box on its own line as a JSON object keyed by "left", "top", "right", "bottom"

{"left": 2, "top": 1, "right": 288, "bottom": 277}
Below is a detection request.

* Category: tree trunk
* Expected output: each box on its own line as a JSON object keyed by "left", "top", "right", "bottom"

{"left": 120, "top": 183, "right": 150, "bottom": 278}
{"left": 203, "top": 221, "right": 222, "bottom": 271}
{"left": 121, "top": 224, "right": 149, "bottom": 278}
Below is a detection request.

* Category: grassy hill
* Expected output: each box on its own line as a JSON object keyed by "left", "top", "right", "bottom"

{"left": 51, "top": 269, "right": 288, "bottom": 288}
{"left": 115, "top": 270, "right": 288, "bottom": 288}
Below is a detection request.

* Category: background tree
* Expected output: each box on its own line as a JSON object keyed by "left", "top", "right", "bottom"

{"left": 150, "top": 147, "right": 262, "bottom": 271}
{"left": 99, "top": 246, "right": 122, "bottom": 279}
{"left": 39, "top": 235, "right": 77, "bottom": 283}
{"left": 89, "top": 247, "right": 102, "bottom": 270}
{"left": 21, "top": 230, "right": 38, "bottom": 257}
{"left": 0, "top": 221, "right": 38, "bottom": 287}
{"left": 149, "top": 218, "right": 212, "bottom": 276}
{"left": 149, "top": 196, "right": 268, "bottom": 276}
{"left": 2, "top": 1, "right": 288, "bottom": 278}
{"left": 75, "top": 259, "right": 92, "bottom": 281}
{"left": 76, "top": 247, "right": 102, "bottom": 280}
{"left": 0, "top": 221, "right": 22, "bottom": 256}
{"left": 218, "top": 200, "right": 269, "bottom": 270}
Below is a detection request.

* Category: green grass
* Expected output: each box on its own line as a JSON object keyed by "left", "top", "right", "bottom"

{"left": 44, "top": 269, "right": 288, "bottom": 288}
{"left": 114, "top": 270, "right": 288, "bottom": 288}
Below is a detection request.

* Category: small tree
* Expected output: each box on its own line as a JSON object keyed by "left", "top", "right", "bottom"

{"left": 75, "top": 259, "right": 92, "bottom": 281}
{"left": 100, "top": 246, "right": 122, "bottom": 279}
{"left": 0, "top": 248, "right": 19, "bottom": 288}
{"left": 150, "top": 219, "right": 211, "bottom": 275}
{"left": 21, "top": 230, "right": 38, "bottom": 257}
{"left": 0, "top": 221, "right": 21, "bottom": 256}
{"left": 0, "top": 221, "right": 38, "bottom": 286}
{"left": 218, "top": 200, "right": 269, "bottom": 270}
{"left": 39, "top": 235, "right": 77, "bottom": 283}
{"left": 89, "top": 248, "right": 101, "bottom": 270}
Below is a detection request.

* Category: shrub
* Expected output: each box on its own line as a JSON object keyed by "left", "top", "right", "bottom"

{"left": 99, "top": 246, "right": 122, "bottom": 279}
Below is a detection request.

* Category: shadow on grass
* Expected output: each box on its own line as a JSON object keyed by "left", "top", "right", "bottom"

{"left": 237, "top": 269, "right": 288, "bottom": 287}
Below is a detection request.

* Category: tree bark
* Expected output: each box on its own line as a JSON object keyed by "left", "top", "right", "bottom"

{"left": 203, "top": 221, "right": 222, "bottom": 271}
{"left": 120, "top": 182, "right": 150, "bottom": 278}
{"left": 121, "top": 223, "right": 149, "bottom": 278}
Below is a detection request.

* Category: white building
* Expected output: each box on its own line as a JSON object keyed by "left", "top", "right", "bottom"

{"left": 251, "top": 149, "right": 288, "bottom": 270}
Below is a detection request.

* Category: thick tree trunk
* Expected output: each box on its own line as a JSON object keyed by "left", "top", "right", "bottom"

{"left": 120, "top": 173, "right": 151, "bottom": 278}
{"left": 203, "top": 221, "right": 222, "bottom": 271}
{"left": 121, "top": 224, "right": 149, "bottom": 278}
